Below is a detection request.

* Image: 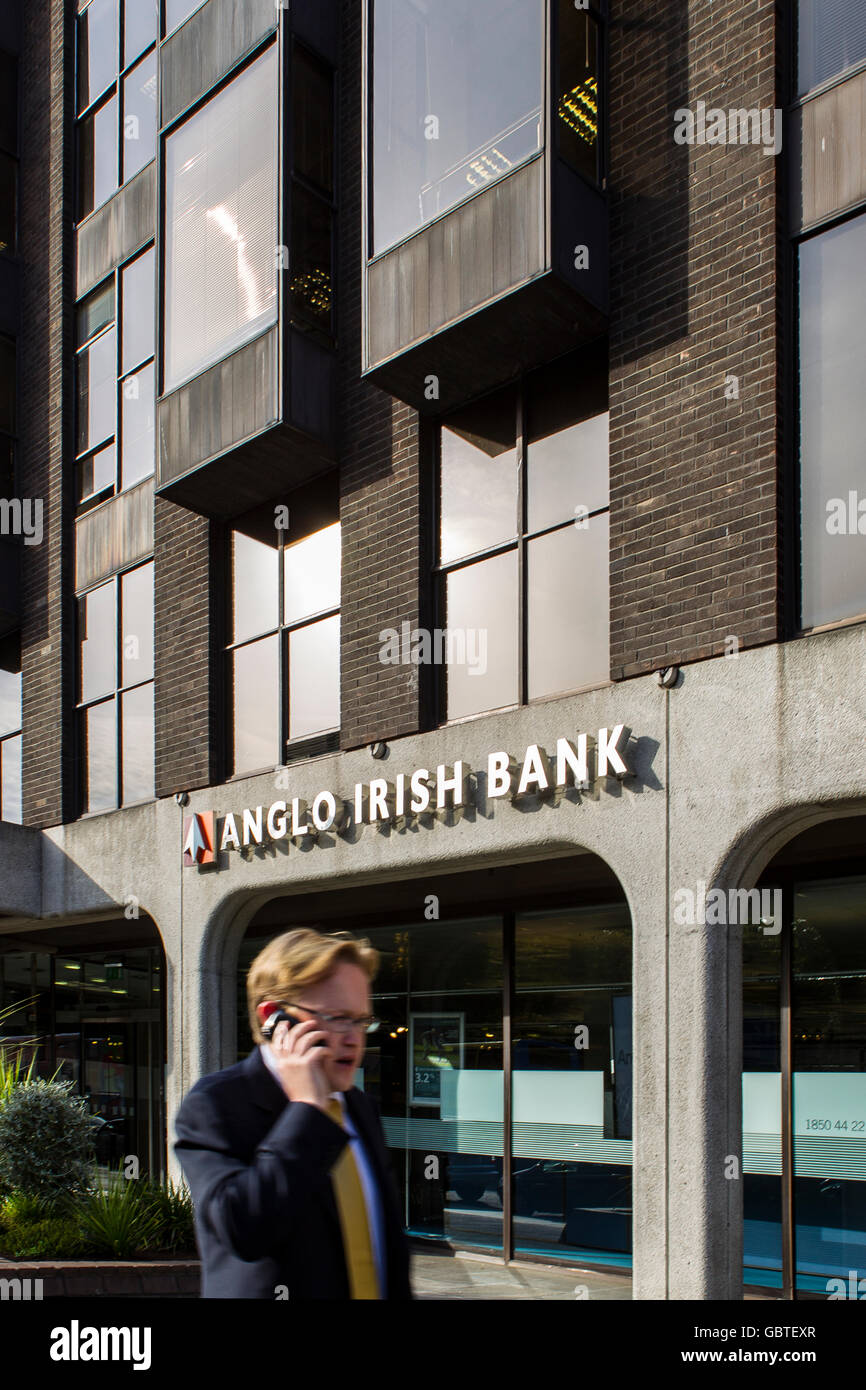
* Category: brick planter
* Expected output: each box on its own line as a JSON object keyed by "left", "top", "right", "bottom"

{"left": 0, "top": 1258, "right": 201, "bottom": 1297}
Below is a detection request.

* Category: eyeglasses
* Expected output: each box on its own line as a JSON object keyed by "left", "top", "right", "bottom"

{"left": 283, "top": 1002, "right": 380, "bottom": 1034}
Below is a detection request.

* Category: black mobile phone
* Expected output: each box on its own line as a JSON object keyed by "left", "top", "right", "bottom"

{"left": 261, "top": 1007, "right": 326, "bottom": 1047}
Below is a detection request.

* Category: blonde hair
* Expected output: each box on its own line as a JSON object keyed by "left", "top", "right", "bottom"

{"left": 246, "top": 927, "right": 379, "bottom": 1044}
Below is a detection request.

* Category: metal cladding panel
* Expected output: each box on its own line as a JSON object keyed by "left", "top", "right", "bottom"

{"left": 551, "top": 159, "right": 609, "bottom": 315}
{"left": 76, "top": 164, "right": 156, "bottom": 297}
{"left": 75, "top": 478, "right": 154, "bottom": 592}
{"left": 791, "top": 68, "right": 866, "bottom": 233}
{"left": 160, "top": 0, "right": 278, "bottom": 128}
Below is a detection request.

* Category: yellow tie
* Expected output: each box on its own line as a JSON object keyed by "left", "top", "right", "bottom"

{"left": 326, "top": 1098, "right": 381, "bottom": 1300}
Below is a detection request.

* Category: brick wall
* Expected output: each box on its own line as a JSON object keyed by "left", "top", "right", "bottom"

{"left": 337, "top": 0, "right": 424, "bottom": 751}
{"left": 19, "top": 0, "right": 74, "bottom": 828}
{"left": 607, "top": 0, "right": 783, "bottom": 680}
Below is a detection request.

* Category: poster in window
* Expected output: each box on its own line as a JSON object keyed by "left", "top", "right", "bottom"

{"left": 409, "top": 1012, "right": 464, "bottom": 1107}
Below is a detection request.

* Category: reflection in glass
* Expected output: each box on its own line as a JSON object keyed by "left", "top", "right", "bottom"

{"left": 80, "top": 583, "right": 116, "bottom": 703}
{"left": 164, "top": 0, "right": 200, "bottom": 35}
{"left": 283, "top": 522, "right": 341, "bottom": 626}
{"left": 231, "top": 530, "right": 278, "bottom": 644}
{"left": 232, "top": 635, "right": 279, "bottom": 774}
{"left": 1, "top": 733, "right": 21, "bottom": 824}
{"left": 290, "top": 184, "right": 332, "bottom": 331}
{"left": 0, "top": 668, "right": 20, "bottom": 737}
{"left": 121, "top": 563, "right": 154, "bottom": 686}
{"left": 742, "top": 908, "right": 783, "bottom": 1283}
{"left": 77, "top": 0, "right": 118, "bottom": 113}
{"left": 445, "top": 550, "right": 518, "bottom": 720}
{"left": 292, "top": 46, "right": 334, "bottom": 195}
{"left": 288, "top": 615, "right": 340, "bottom": 740}
{"left": 79, "top": 443, "right": 116, "bottom": 504}
{"left": 121, "top": 248, "right": 154, "bottom": 374}
{"left": 527, "top": 412, "right": 609, "bottom": 533}
{"left": 164, "top": 45, "right": 279, "bottom": 391}
{"left": 78, "top": 95, "right": 118, "bottom": 218}
{"left": 527, "top": 515, "right": 609, "bottom": 699}
{"left": 77, "top": 281, "right": 115, "bottom": 348}
{"left": 121, "top": 683, "right": 153, "bottom": 803}
{"left": 123, "top": 0, "right": 157, "bottom": 68}
{"left": 122, "top": 51, "right": 157, "bottom": 182}
{"left": 77, "top": 327, "right": 116, "bottom": 456}
{"left": 372, "top": 0, "right": 544, "bottom": 253}
{"left": 797, "top": 0, "right": 866, "bottom": 95}
{"left": 799, "top": 212, "right": 866, "bottom": 627}
{"left": 557, "top": 1, "right": 599, "bottom": 183}
{"left": 120, "top": 361, "right": 155, "bottom": 488}
{"left": 440, "top": 395, "right": 518, "bottom": 564}
{"left": 792, "top": 877, "right": 866, "bottom": 1289}
{"left": 84, "top": 699, "right": 117, "bottom": 813}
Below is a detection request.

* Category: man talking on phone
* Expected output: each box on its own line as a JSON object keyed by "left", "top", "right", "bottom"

{"left": 173, "top": 927, "right": 412, "bottom": 1299}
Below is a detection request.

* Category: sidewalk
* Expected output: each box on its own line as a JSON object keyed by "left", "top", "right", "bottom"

{"left": 409, "top": 1245, "right": 632, "bottom": 1300}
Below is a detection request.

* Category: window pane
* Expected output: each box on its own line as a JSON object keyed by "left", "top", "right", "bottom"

{"left": 164, "top": 45, "right": 279, "bottom": 391}
{"left": 121, "top": 248, "right": 154, "bottom": 373}
{"left": 232, "top": 636, "right": 279, "bottom": 774}
{"left": 77, "top": 327, "right": 116, "bottom": 456}
{"left": 288, "top": 614, "right": 340, "bottom": 740}
{"left": 0, "top": 152, "right": 16, "bottom": 255}
{"left": 122, "top": 50, "right": 157, "bottom": 181}
{"left": 79, "top": 443, "right": 116, "bottom": 504}
{"left": 165, "top": 0, "right": 200, "bottom": 35}
{"left": 293, "top": 46, "right": 334, "bottom": 195}
{"left": 445, "top": 550, "right": 518, "bottom": 720}
{"left": 121, "top": 682, "right": 153, "bottom": 803}
{"left": 557, "top": 1, "right": 599, "bottom": 182}
{"left": 1, "top": 734, "right": 21, "bottom": 824}
{"left": 799, "top": 213, "right": 866, "bottom": 627}
{"left": 290, "top": 184, "right": 333, "bottom": 332}
{"left": 123, "top": 0, "right": 157, "bottom": 67}
{"left": 77, "top": 0, "right": 118, "bottom": 112}
{"left": 0, "top": 51, "right": 18, "bottom": 153}
{"left": 0, "top": 667, "right": 21, "bottom": 737}
{"left": 440, "top": 405, "right": 518, "bottom": 565}
{"left": 283, "top": 521, "right": 341, "bottom": 626}
{"left": 121, "top": 563, "right": 154, "bottom": 686}
{"left": 77, "top": 280, "right": 115, "bottom": 349}
{"left": 527, "top": 411, "right": 609, "bottom": 533}
{"left": 84, "top": 700, "right": 117, "bottom": 813}
{"left": 80, "top": 582, "right": 116, "bottom": 703}
{"left": 372, "top": 0, "right": 544, "bottom": 253}
{"left": 0, "top": 336, "right": 15, "bottom": 435}
{"left": 120, "top": 360, "right": 155, "bottom": 488}
{"left": 527, "top": 514, "right": 609, "bottom": 700}
{"left": 78, "top": 94, "right": 118, "bottom": 217}
{"left": 232, "top": 529, "right": 279, "bottom": 643}
{"left": 798, "top": 0, "right": 866, "bottom": 95}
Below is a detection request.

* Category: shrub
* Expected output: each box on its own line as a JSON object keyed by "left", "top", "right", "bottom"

{"left": 76, "top": 1169, "right": 164, "bottom": 1258}
{"left": 144, "top": 1178, "right": 196, "bottom": 1254}
{"left": 0, "top": 1080, "right": 101, "bottom": 1201}
{"left": 0, "top": 1190, "right": 64, "bottom": 1231}
{"left": 2, "top": 1217, "right": 92, "bottom": 1261}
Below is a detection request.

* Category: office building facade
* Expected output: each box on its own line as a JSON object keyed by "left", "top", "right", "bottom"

{"left": 0, "top": 0, "right": 864, "bottom": 1299}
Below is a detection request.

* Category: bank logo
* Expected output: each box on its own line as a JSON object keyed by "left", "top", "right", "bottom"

{"left": 183, "top": 811, "right": 216, "bottom": 866}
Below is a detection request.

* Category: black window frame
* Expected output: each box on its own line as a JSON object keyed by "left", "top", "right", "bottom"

{"left": 431, "top": 348, "right": 610, "bottom": 727}
{"left": 75, "top": 0, "right": 158, "bottom": 223}
{"left": 76, "top": 559, "right": 156, "bottom": 817}
{"left": 224, "top": 477, "right": 342, "bottom": 778}
{"left": 288, "top": 37, "right": 338, "bottom": 346}
{"left": 0, "top": 48, "right": 19, "bottom": 257}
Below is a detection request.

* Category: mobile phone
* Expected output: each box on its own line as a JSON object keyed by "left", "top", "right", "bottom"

{"left": 259, "top": 1003, "right": 326, "bottom": 1046}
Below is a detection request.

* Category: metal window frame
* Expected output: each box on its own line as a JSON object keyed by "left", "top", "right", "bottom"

{"left": 76, "top": 560, "right": 155, "bottom": 816}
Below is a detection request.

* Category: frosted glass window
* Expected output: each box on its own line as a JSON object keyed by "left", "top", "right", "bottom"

{"left": 0, "top": 668, "right": 21, "bottom": 737}
{"left": 527, "top": 411, "right": 609, "bottom": 533}
{"left": 122, "top": 51, "right": 157, "bottom": 181}
{"left": 80, "top": 583, "right": 116, "bottom": 703}
{"left": 1, "top": 734, "right": 21, "bottom": 824}
{"left": 84, "top": 700, "right": 117, "bottom": 813}
{"left": 283, "top": 522, "right": 341, "bottom": 626}
{"left": 527, "top": 515, "right": 609, "bottom": 699}
{"left": 77, "top": 0, "right": 118, "bottom": 112}
{"left": 121, "top": 563, "right": 154, "bottom": 686}
{"left": 79, "top": 94, "right": 118, "bottom": 217}
{"left": 164, "top": 46, "right": 279, "bottom": 392}
{"left": 122, "top": 684, "right": 154, "bottom": 803}
{"left": 288, "top": 616, "right": 340, "bottom": 740}
{"left": 124, "top": 0, "right": 157, "bottom": 67}
{"left": 121, "top": 248, "right": 154, "bottom": 374}
{"left": 798, "top": 0, "right": 866, "bottom": 95}
{"left": 231, "top": 530, "right": 279, "bottom": 644}
{"left": 77, "top": 327, "right": 116, "bottom": 456}
{"left": 233, "top": 636, "right": 279, "bottom": 774}
{"left": 120, "top": 361, "right": 155, "bottom": 488}
{"left": 445, "top": 551, "right": 518, "bottom": 720}
{"left": 165, "top": 0, "right": 201, "bottom": 35}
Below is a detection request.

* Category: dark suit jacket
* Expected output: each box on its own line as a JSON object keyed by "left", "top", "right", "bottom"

{"left": 173, "top": 1046, "right": 413, "bottom": 1299}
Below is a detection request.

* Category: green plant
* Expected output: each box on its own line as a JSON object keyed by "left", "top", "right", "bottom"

{"left": 0, "top": 1189, "right": 65, "bottom": 1231}
{"left": 0, "top": 997, "right": 63, "bottom": 1111}
{"left": 0, "top": 1079, "right": 101, "bottom": 1200}
{"left": 76, "top": 1167, "right": 164, "bottom": 1258}
{"left": 3, "top": 1217, "right": 92, "bottom": 1261}
{"left": 144, "top": 1177, "right": 196, "bottom": 1254}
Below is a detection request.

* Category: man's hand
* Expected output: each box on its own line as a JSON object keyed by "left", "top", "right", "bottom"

{"left": 268, "top": 1017, "right": 333, "bottom": 1110}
